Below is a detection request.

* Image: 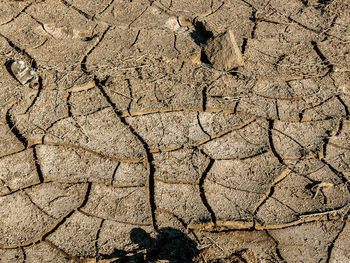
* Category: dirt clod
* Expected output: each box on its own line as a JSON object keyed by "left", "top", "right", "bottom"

{"left": 203, "top": 29, "right": 244, "bottom": 71}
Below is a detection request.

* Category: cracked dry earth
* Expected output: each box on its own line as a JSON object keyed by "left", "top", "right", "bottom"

{"left": 1, "top": 0, "right": 350, "bottom": 262}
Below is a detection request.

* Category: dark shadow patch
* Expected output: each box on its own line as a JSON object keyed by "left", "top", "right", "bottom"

{"left": 200, "top": 50, "right": 211, "bottom": 64}
{"left": 229, "top": 67, "right": 240, "bottom": 77}
{"left": 241, "top": 37, "right": 248, "bottom": 54}
{"left": 82, "top": 34, "right": 99, "bottom": 42}
{"left": 100, "top": 227, "right": 198, "bottom": 263}
{"left": 317, "top": 0, "right": 334, "bottom": 5}
{"left": 5, "top": 60, "right": 18, "bottom": 83}
{"left": 190, "top": 20, "right": 213, "bottom": 46}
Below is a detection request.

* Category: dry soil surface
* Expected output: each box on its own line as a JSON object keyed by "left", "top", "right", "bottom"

{"left": 1, "top": 0, "right": 350, "bottom": 262}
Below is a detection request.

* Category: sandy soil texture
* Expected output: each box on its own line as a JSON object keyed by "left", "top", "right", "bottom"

{"left": 0, "top": 0, "right": 350, "bottom": 262}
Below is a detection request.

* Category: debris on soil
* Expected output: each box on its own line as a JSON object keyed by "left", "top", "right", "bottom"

{"left": 9, "top": 60, "right": 38, "bottom": 87}
{"left": 203, "top": 29, "right": 244, "bottom": 71}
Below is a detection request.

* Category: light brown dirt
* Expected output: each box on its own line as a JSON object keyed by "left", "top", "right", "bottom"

{"left": 0, "top": 0, "right": 350, "bottom": 262}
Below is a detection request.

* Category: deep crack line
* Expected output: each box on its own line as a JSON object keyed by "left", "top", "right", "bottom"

{"left": 311, "top": 40, "right": 333, "bottom": 73}
{"left": 0, "top": 183, "right": 91, "bottom": 249}
{"left": 0, "top": 33, "right": 37, "bottom": 69}
{"left": 98, "top": 0, "right": 115, "bottom": 15}
{"left": 267, "top": 119, "right": 285, "bottom": 165}
{"left": 95, "top": 78, "right": 158, "bottom": 232}
{"left": 5, "top": 104, "right": 28, "bottom": 149}
{"left": 321, "top": 159, "right": 350, "bottom": 193}
{"left": 81, "top": 26, "right": 111, "bottom": 75}
{"left": 264, "top": 230, "right": 287, "bottom": 262}
{"left": 94, "top": 219, "right": 105, "bottom": 258}
{"left": 0, "top": 2, "right": 33, "bottom": 26}
{"left": 40, "top": 182, "right": 92, "bottom": 241}
{"left": 32, "top": 146, "right": 44, "bottom": 183}
{"left": 198, "top": 157, "right": 216, "bottom": 224}
{"left": 60, "top": 0, "right": 93, "bottom": 20}
{"left": 325, "top": 219, "right": 348, "bottom": 263}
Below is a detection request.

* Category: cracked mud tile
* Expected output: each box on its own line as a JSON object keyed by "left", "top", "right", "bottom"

{"left": 94, "top": 78, "right": 131, "bottom": 113}
{"left": 97, "top": 220, "right": 153, "bottom": 257}
{"left": 12, "top": 89, "right": 68, "bottom": 142}
{"left": 283, "top": 158, "right": 325, "bottom": 175}
{"left": 328, "top": 120, "right": 350, "bottom": 149}
{"left": 244, "top": 39, "right": 327, "bottom": 79}
{"left": 164, "top": 0, "right": 218, "bottom": 17}
{"left": 132, "top": 28, "right": 176, "bottom": 58}
{"left": 252, "top": 79, "right": 320, "bottom": 100}
{"left": 280, "top": 75, "right": 339, "bottom": 107}
{"left": 203, "top": 151, "right": 284, "bottom": 222}
{"left": 258, "top": 2, "right": 332, "bottom": 41}
{"left": 126, "top": 4, "right": 176, "bottom": 30}
{"left": 263, "top": 0, "right": 306, "bottom": 18}
{"left": 302, "top": 96, "right": 348, "bottom": 121}
{"left": 23, "top": 0, "right": 104, "bottom": 87}
{"left": 61, "top": 0, "right": 111, "bottom": 18}
{"left": 329, "top": 222, "right": 350, "bottom": 262}
{"left": 36, "top": 145, "right": 120, "bottom": 183}
{"left": 0, "top": 120, "right": 25, "bottom": 157}
{"left": 192, "top": 0, "right": 253, "bottom": 41}
{"left": 287, "top": 3, "right": 334, "bottom": 32}
{"left": 127, "top": 77, "right": 203, "bottom": 112}
{"left": 254, "top": 19, "right": 320, "bottom": 42}
{"left": 0, "top": 0, "right": 32, "bottom": 25}
{"left": 334, "top": 72, "right": 350, "bottom": 107}
{"left": 84, "top": 28, "right": 146, "bottom": 78}
{"left": 270, "top": 74, "right": 342, "bottom": 120}
{"left": 277, "top": 99, "right": 309, "bottom": 121}
{"left": 269, "top": 221, "right": 345, "bottom": 263}
{"left": 325, "top": 9, "right": 350, "bottom": 42}
{"left": 44, "top": 107, "right": 146, "bottom": 159}
{"left": 255, "top": 171, "right": 349, "bottom": 226}
{"left": 81, "top": 184, "right": 151, "bottom": 223}
{"left": 198, "top": 112, "right": 255, "bottom": 136}
{"left": 47, "top": 211, "right": 102, "bottom": 258}
{"left": 0, "top": 248, "right": 24, "bottom": 263}
{"left": 315, "top": 40, "right": 350, "bottom": 70}
{"left": 68, "top": 87, "right": 110, "bottom": 117}
{"left": 0, "top": 149, "right": 38, "bottom": 195}
{"left": 153, "top": 148, "right": 210, "bottom": 183}
{"left": 96, "top": 0, "right": 149, "bottom": 27}
{"left": 27, "top": 0, "right": 100, "bottom": 39}
{"left": 24, "top": 242, "right": 72, "bottom": 263}
{"left": 272, "top": 119, "right": 337, "bottom": 158}
{"left": 1, "top": 87, "right": 39, "bottom": 123}
{"left": 200, "top": 118, "right": 269, "bottom": 159}
{"left": 194, "top": 230, "right": 280, "bottom": 262}
{"left": 85, "top": 25, "right": 185, "bottom": 71}
{"left": 0, "top": 191, "right": 55, "bottom": 247}
{"left": 126, "top": 111, "right": 208, "bottom": 149}
{"left": 0, "top": 14, "right": 44, "bottom": 49}
{"left": 324, "top": 145, "right": 350, "bottom": 173}
{"left": 113, "top": 162, "right": 148, "bottom": 186}
{"left": 24, "top": 182, "right": 86, "bottom": 219}
{"left": 154, "top": 181, "right": 211, "bottom": 225}
{"left": 206, "top": 74, "right": 253, "bottom": 111}
{"left": 296, "top": 165, "right": 350, "bottom": 207}
{"left": 236, "top": 95, "right": 279, "bottom": 119}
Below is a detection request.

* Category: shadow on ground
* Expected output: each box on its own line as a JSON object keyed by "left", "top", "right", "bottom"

{"left": 100, "top": 227, "right": 198, "bottom": 263}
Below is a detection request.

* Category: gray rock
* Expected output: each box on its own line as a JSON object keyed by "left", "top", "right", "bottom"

{"left": 203, "top": 30, "right": 244, "bottom": 71}
{"left": 10, "top": 60, "right": 38, "bottom": 87}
